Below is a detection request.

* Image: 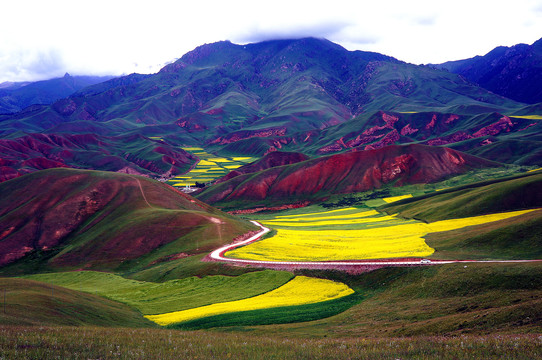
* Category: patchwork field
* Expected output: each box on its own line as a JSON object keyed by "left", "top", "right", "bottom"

{"left": 167, "top": 147, "right": 255, "bottom": 188}
{"left": 145, "top": 276, "right": 354, "bottom": 326}
{"left": 21, "top": 271, "right": 354, "bottom": 328}
{"left": 23, "top": 271, "right": 293, "bottom": 316}
{"left": 226, "top": 206, "right": 538, "bottom": 262}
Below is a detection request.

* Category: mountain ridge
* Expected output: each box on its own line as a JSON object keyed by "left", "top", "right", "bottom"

{"left": 434, "top": 37, "right": 542, "bottom": 103}
{"left": 196, "top": 144, "right": 498, "bottom": 209}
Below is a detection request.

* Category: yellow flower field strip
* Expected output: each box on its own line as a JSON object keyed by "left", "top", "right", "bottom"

{"left": 189, "top": 169, "right": 209, "bottom": 173}
{"left": 274, "top": 207, "right": 359, "bottom": 218}
{"left": 425, "top": 209, "right": 538, "bottom": 233}
{"left": 263, "top": 210, "right": 379, "bottom": 223}
{"left": 261, "top": 216, "right": 400, "bottom": 227}
{"left": 510, "top": 115, "right": 542, "bottom": 120}
{"left": 232, "top": 157, "right": 255, "bottom": 161}
{"left": 224, "top": 165, "right": 242, "bottom": 169}
{"left": 528, "top": 168, "right": 542, "bottom": 173}
{"left": 382, "top": 194, "right": 413, "bottom": 203}
{"left": 182, "top": 147, "right": 204, "bottom": 151}
{"left": 207, "top": 158, "right": 233, "bottom": 162}
{"left": 227, "top": 209, "right": 538, "bottom": 262}
{"left": 144, "top": 276, "right": 354, "bottom": 326}
{"left": 198, "top": 160, "right": 218, "bottom": 166}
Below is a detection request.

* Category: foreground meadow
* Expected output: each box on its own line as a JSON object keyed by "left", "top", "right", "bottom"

{"left": 21, "top": 271, "right": 354, "bottom": 328}
{"left": 1, "top": 325, "right": 540, "bottom": 359}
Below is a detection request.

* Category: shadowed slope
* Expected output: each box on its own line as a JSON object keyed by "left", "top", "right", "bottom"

{"left": 381, "top": 172, "right": 542, "bottom": 259}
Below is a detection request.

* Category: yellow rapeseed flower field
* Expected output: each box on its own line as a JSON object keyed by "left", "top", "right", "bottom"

{"left": 262, "top": 214, "right": 398, "bottom": 227}
{"left": 382, "top": 194, "right": 413, "bottom": 203}
{"left": 266, "top": 210, "right": 379, "bottom": 222}
{"left": 145, "top": 276, "right": 354, "bottom": 326}
{"left": 275, "top": 207, "right": 359, "bottom": 218}
{"left": 227, "top": 209, "right": 538, "bottom": 261}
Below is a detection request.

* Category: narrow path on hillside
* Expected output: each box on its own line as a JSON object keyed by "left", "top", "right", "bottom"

{"left": 208, "top": 221, "right": 542, "bottom": 271}
{"left": 132, "top": 176, "right": 154, "bottom": 208}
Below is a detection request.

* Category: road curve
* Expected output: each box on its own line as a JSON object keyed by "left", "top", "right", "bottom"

{"left": 208, "top": 221, "right": 542, "bottom": 269}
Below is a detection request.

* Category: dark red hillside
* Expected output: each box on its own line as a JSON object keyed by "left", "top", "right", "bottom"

{"left": 216, "top": 151, "right": 309, "bottom": 183}
{"left": 196, "top": 144, "right": 499, "bottom": 208}
{"left": 0, "top": 133, "right": 196, "bottom": 182}
{"left": 0, "top": 168, "right": 256, "bottom": 272}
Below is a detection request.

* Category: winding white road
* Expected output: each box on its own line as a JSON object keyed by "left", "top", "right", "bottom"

{"left": 209, "top": 221, "right": 542, "bottom": 269}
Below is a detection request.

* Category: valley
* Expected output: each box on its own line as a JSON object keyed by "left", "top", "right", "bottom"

{"left": 0, "top": 36, "right": 541, "bottom": 358}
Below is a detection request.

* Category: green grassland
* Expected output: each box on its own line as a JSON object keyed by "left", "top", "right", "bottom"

{"left": 377, "top": 172, "right": 542, "bottom": 260}
{"left": 0, "top": 278, "right": 153, "bottom": 328}
{"left": 2, "top": 325, "right": 540, "bottom": 360}
{"left": 2, "top": 263, "right": 541, "bottom": 358}
{"left": 381, "top": 171, "right": 542, "bottom": 221}
{"left": 1, "top": 158, "right": 542, "bottom": 357}
{"left": 22, "top": 270, "right": 293, "bottom": 316}
{"left": 245, "top": 263, "right": 542, "bottom": 338}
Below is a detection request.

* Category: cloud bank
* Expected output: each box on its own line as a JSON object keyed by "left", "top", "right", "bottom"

{"left": 1, "top": 0, "right": 541, "bottom": 82}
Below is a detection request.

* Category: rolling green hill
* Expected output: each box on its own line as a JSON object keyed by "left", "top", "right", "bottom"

{"left": 381, "top": 172, "right": 542, "bottom": 259}
{"left": 0, "top": 277, "right": 153, "bottom": 327}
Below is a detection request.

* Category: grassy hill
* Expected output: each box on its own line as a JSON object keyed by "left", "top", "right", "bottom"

{"left": 0, "top": 168, "right": 257, "bottom": 275}
{"left": 0, "top": 133, "right": 197, "bottom": 182}
{"left": 380, "top": 172, "right": 542, "bottom": 259}
{"left": 196, "top": 144, "right": 498, "bottom": 210}
{"left": 0, "top": 277, "right": 153, "bottom": 327}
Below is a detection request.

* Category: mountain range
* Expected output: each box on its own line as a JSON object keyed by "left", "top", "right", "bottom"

{"left": 434, "top": 38, "right": 542, "bottom": 104}
{"left": 0, "top": 36, "right": 540, "bottom": 184}
{"left": 0, "top": 73, "right": 114, "bottom": 114}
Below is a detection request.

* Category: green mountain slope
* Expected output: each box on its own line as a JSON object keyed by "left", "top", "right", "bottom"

{"left": 0, "top": 38, "right": 529, "bottom": 157}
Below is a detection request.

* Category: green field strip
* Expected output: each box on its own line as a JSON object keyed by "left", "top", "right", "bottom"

{"left": 22, "top": 270, "right": 294, "bottom": 316}
{"left": 168, "top": 292, "right": 361, "bottom": 329}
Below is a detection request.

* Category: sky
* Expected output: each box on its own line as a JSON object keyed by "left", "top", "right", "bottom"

{"left": 1, "top": 0, "right": 542, "bottom": 83}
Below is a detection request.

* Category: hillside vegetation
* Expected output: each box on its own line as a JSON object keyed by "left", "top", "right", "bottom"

{"left": 381, "top": 172, "right": 542, "bottom": 259}
{"left": 0, "top": 278, "right": 153, "bottom": 327}
{"left": 196, "top": 144, "right": 498, "bottom": 210}
{"left": 0, "top": 168, "right": 256, "bottom": 274}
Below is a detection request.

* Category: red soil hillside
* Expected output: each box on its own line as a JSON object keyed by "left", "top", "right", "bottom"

{"left": 0, "top": 133, "right": 196, "bottom": 182}
{"left": 0, "top": 168, "right": 256, "bottom": 272}
{"left": 196, "top": 144, "right": 499, "bottom": 208}
{"left": 215, "top": 151, "right": 310, "bottom": 184}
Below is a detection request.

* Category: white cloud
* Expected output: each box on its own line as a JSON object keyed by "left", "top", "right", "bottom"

{"left": 0, "top": 0, "right": 541, "bottom": 82}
